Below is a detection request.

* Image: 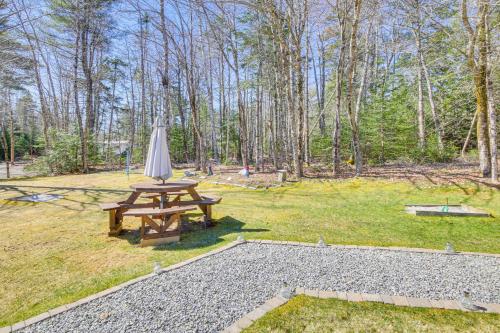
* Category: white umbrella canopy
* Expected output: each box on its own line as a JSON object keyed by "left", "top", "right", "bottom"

{"left": 144, "top": 117, "right": 173, "bottom": 182}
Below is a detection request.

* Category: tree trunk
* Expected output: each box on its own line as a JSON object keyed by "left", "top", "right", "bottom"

{"left": 13, "top": 1, "right": 52, "bottom": 151}
{"left": 420, "top": 53, "right": 444, "bottom": 152}
{"left": 416, "top": 54, "right": 425, "bottom": 150}
{"left": 206, "top": 44, "right": 218, "bottom": 161}
{"left": 462, "top": 0, "right": 491, "bottom": 177}
{"left": 486, "top": 70, "right": 497, "bottom": 181}
{"left": 412, "top": 1, "right": 426, "bottom": 151}
{"left": 80, "top": 17, "right": 94, "bottom": 173}
{"left": 474, "top": 72, "right": 491, "bottom": 177}
{"left": 139, "top": 14, "right": 148, "bottom": 164}
{"left": 313, "top": 35, "right": 326, "bottom": 136}
{"left": 8, "top": 92, "right": 15, "bottom": 164}
{"left": 354, "top": 25, "right": 371, "bottom": 125}
{"left": 81, "top": 15, "right": 94, "bottom": 137}
{"left": 332, "top": 5, "right": 347, "bottom": 176}
{"left": 19, "top": 0, "right": 61, "bottom": 129}
{"left": 293, "top": 44, "right": 305, "bottom": 178}
{"left": 106, "top": 61, "right": 118, "bottom": 166}
{"left": 1, "top": 121, "right": 10, "bottom": 178}
{"left": 486, "top": 17, "right": 497, "bottom": 182}
{"left": 126, "top": 47, "right": 136, "bottom": 162}
{"left": 255, "top": 62, "right": 263, "bottom": 171}
{"left": 332, "top": 47, "right": 344, "bottom": 175}
{"left": 177, "top": 69, "right": 189, "bottom": 162}
{"left": 159, "top": 0, "right": 171, "bottom": 134}
{"left": 233, "top": 50, "right": 249, "bottom": 167}
{"left": 225, "top": 65, "right": 231, "bottom": 163}
{"left": 73, "top": 26, "right": 88, "bottom": 173}
{"left": 346, "top": 0, "right": 363, "bottom": 176}
{"left": 304, "top": 19, "right": 311, "bottom": 166}
{"left": 461, "top": 111, "right": 478, "bottom": 158}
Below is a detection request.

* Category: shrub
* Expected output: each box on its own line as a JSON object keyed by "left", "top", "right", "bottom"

{"left": 26, "top": 132, "right": 81, "bottom": 175}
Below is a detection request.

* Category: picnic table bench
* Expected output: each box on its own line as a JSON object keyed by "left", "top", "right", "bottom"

{"left": 122, "top": 206, "right": 197, "bottom": 246}
{"left": 99, "top": 180, "right": 222, "bottom": 246}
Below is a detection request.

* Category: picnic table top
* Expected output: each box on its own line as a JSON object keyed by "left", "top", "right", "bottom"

{"left": 130, "top": 179, "right": 198, "bottom": 193}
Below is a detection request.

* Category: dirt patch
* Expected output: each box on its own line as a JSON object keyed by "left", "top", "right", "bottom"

{"left": 180, "top": 165, "right": 282, "bottom": 189}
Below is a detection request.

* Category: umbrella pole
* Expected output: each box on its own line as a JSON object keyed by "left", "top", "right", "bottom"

{"left": 160, "top": 178, "right": 166, "bottom": 226}
{"left": 159, "top": 178, "right": 165, "bottom": 208}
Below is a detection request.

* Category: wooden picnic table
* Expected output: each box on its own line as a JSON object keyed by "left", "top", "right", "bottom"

{"left": 129, "top": 180, "right": 197, "bottom": 192}
{"left": 100, "top": 179, "right": 221, "bottom": 247}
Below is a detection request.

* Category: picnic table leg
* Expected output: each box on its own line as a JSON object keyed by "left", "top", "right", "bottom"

{"left": 206, "top": 205, "right": 212, "bottom": 221}
{"left": 187, "top": 187, "right": 208, "bottom": 216}
{"left": 120, "top": 191, "right": 141, "bottom": 205}
{"left": 108, "top": 209, "right": 123, "bottom": 236}
{"left": 163, "top": 213, "right": 180, "bottom": 231}
{"left": 108, "top": 191, "right": 139, "bottom": 236}
{"left": 141, "top": 216, "right": 146, "bottom": 238}
{"left": 140, "top": 216, "right": 147, "bottom": 247}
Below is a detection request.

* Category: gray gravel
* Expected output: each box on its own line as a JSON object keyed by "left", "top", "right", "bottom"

{"left": 18, "top": 243, "right": 500, "bottom": 333}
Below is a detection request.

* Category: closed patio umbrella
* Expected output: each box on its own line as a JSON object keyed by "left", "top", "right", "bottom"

{"left": 144, "top": 117, "right": 172, "bottom": 209}
{"left": 144, "top": 116, "right": 173, "bottom": 183}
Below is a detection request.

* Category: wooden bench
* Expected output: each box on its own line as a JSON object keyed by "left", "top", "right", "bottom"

{"left": 201, "top": 195, "right": 222, "bottom": 204}
{"left": 99, "top": 202, "right": 126, "bottom": 236}
{"left": 100, "top": 202, "right": 122, "bottom": 211}
{"left": 99, "top": 202, "right": 161, "bottom": 236}
{"left": 167, "top": 195, "right": 222, "bottom": 222}
{"left": 140, "top": 192, "right": 222, "bottom": 223}
{"left": 123, "top": 206, "right": 197, "bottom": 247}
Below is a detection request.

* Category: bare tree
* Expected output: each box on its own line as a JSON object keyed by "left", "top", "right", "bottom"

{"left": 485, "top": 14, "right": 497, "bottom": 182}
{"left": 345, "top": 0, "right": 363, "bottom": 175}
{"left": 461, "top": 0, "right": 492, "bottom": 177}
{"left": 159, "top": 0, "right": 171, "bottom": 133}
{"left": 0, "top": 114, "right": 10, "bottom": 178}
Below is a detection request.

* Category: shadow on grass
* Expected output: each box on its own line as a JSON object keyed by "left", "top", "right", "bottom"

{"left": 0, "top": 184, "right": 131, "bottom": 212}
{"left": 116, "top": 215, "right": 269, "bottom": 251}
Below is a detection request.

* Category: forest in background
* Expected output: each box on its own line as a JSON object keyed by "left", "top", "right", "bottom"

{"left": 0, "top": 0, "right": 498, "bottom": 180}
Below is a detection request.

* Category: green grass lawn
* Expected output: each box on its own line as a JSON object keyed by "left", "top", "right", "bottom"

{"left": 0, "top": 170, "right": 499, "bottom": 326}
{"left": 244, "top": 295, "right": 500, "bottom": 333}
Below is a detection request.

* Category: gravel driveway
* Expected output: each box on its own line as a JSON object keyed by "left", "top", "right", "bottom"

{"left": 0, "top": 162, "right": 35, "bottom": 179}
{"left": 18, "top": 243, "right": 500, "bottom": 333}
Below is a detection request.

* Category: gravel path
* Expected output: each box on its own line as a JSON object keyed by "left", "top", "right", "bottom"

{"left": 18, "top": 243, "right": 500, "bottom": 333}
{"left": 0, "top": 162, "right": 35, "bottom": 179}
